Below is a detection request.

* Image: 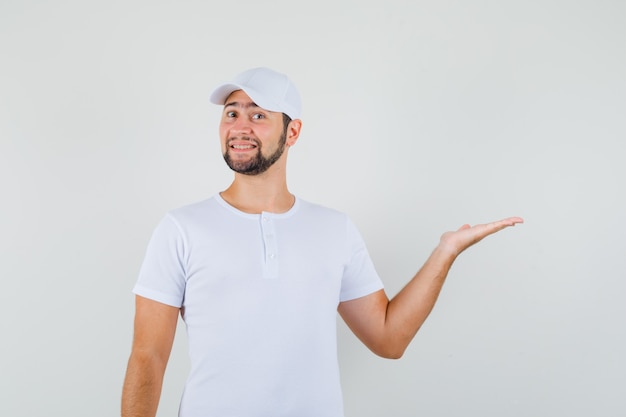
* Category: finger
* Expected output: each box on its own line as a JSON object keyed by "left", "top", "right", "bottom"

{"left": 464, "top": 217, "right": 521, "bottom": 236}
{"left": 463, "top": 217, "right": 523, "bottom": 231}
{"left": 496, "top": 216, "right": 524, "bottom": 227}
{"left": 482, "top": 217, "right": 524, "bottom": 234}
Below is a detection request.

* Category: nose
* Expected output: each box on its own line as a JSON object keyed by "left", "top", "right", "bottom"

{"left": 230, "top": 116, "right": 252, "bottom": 135}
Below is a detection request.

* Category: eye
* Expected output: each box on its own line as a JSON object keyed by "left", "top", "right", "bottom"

{"left": 226, "top": 111, "right": 236, "bottom": 118}
{"left": 251, "top": 113, "right": 265, "bottom": 120}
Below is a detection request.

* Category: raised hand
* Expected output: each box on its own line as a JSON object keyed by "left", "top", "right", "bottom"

{"left": 439, "top": 216, "right": 524, "bottom": 256}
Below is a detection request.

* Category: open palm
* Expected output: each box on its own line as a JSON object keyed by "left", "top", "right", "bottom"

{"left": 440, "top": 216, "right": 524, "bottom": 256}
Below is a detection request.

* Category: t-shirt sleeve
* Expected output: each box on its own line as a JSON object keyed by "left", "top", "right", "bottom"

{"left": 132, "top": 213, "right": 187, "bottom": 307}
{"left": 339, "top": 217, "right": 384, "bottom": 302}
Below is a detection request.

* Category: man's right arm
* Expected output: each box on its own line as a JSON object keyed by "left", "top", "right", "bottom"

{"left": 122, "top": 295, "right": 180, "bottom": 417}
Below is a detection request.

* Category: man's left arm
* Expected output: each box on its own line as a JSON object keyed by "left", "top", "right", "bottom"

{"left": 337, "top": 216, "right": 523, "bottom": 359}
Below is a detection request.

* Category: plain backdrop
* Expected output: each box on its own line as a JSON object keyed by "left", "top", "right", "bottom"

{"left": 1, "top": 0, "right": 625, "bottom": 416}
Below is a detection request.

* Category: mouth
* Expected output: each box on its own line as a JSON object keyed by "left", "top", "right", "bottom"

{"left": 227, "top": 137, "right": 259, "bottom": 152}
{"left": 231, "top": 144, "right": 256, "bottom": 150}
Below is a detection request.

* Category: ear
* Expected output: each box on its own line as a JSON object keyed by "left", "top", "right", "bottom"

{"left": 286, "top": 119, "right": 302, "bottom": 147}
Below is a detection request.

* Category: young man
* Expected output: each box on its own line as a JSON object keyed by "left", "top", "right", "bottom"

{"left": 121, "top": 67, "right": 523, "bottom": 417}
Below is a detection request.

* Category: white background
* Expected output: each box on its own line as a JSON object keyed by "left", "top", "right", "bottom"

{"left": 1, "top": 1, "right": 625, "bottom": 416}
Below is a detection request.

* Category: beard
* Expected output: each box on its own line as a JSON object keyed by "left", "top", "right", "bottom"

{"left": 223, "top": 131, "right": 287, "bottom": 175}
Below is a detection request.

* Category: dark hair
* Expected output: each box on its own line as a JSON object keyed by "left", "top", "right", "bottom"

{"left": 282, "top": 113, "right": 292, "bottom": 135}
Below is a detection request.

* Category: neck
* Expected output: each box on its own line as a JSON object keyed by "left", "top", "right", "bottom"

{"left": 220, "top": 169, "right": 294, "bottom": 214}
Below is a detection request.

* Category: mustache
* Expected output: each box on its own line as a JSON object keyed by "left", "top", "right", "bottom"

{"left": 227, "top": 136, "right": 260, "bottom": 146}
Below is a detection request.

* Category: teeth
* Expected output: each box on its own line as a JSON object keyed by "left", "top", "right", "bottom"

{"left": 232, "top": 145, "right": 254, "bottom": 149}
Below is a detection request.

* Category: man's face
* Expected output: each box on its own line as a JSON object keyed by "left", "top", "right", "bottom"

{"left": 219, "top": 90, "right": 288, "bottom": 175}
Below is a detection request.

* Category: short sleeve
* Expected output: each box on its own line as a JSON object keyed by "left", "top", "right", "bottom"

{"left": 339, "top": 218, "right": 384, "bottom": 302}
{"left": 132, "top": 214, "right": 187, "bottom": 307}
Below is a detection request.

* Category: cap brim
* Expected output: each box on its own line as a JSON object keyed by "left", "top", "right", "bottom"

{"left": 209, "top": 83, "right": 283, "bottom": 114}
{"left": 209, "top": 83, "right": 242, "bottom": 105}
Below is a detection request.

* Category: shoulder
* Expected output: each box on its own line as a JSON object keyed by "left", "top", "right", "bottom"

{"left": 147, "top": 196, "right": 223, "bottom": 238}
{"left": 296, "top": 197, "right": 347, "bottom": 220}
{"left": 292, "top": 197, "right": 358, "bottom": 238}
{"left": 166, "top": 195, "right": 221, "bottom": 222}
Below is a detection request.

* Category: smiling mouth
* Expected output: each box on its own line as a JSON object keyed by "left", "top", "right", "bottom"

{"left": 228, "top": 137, "right": 259, "bottom": 151}
{"left": 231, "top": 144, "right": 256, "bottom": 150}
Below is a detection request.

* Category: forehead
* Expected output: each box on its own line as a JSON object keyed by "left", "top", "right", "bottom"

{"left": 225, "top": 89, "right": 251, "bottom": 103}
{"left": 224, "top": 90, "right": 259, "bottom": 109}
{"left": 222, "top": 90, "right": 282, "bottom": 118}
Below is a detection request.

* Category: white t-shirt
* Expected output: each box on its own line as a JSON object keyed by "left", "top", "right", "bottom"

{"left": 133, "top": 194, "right": 383, "bottom": 417}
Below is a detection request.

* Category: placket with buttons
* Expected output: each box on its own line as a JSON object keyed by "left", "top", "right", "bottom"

{"left": 260, "top": 213, "right": 279, "bottom": 279}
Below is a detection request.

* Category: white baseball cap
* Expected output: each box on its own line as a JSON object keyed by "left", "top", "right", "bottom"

{"left": 209, "top": 67, "right": 302, "bottom": 120}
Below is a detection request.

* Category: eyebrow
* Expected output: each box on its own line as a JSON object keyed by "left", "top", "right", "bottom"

{"left": 224, "top": 101, "right": 260, "bottom": 109}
